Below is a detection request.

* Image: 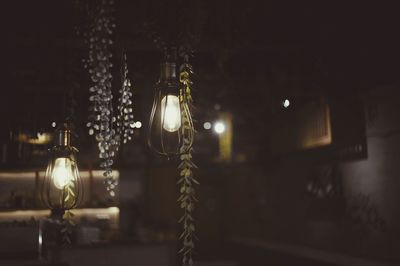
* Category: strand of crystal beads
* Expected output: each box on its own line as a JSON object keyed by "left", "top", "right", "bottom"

{"left": 116, "top": 52, "right": 135, "bottom": 146}
{"left": 83, "top": 0, "right": 118, "bottom": 197}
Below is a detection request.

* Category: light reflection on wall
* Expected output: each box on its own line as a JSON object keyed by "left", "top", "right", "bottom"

{"left": 15, "top": 133, "right": 53, "bottom": 145}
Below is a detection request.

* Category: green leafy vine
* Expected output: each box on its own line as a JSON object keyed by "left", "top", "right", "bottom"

{"left": 60, "top": 180, "right": 77, "bottom": 246}
{"left": 63, "top": 180, "right": 76, "bottom": 206}
{"left": 61, "top": 210, "right": 76, "bottom": 246}
{"left": 178, "top": 63, "right": 199, "bottom": 266}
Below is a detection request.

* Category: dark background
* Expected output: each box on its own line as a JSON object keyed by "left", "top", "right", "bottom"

{"left": 1, "top": 1, "right": 400, "bottom": 265}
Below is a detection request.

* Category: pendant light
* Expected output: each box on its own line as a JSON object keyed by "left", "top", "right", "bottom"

{"left": 40, "top": 123, "right": 83, "bottom": 218}
{"left": 147, "top": 49, "right": 194, "bottom": 156}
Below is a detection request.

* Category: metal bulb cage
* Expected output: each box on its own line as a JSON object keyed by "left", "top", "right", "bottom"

{"left": 40, "top": 124, "right": 83, "bottom": 212}
{"left": 147, "top": 62, "right": 194, "bottom": 157}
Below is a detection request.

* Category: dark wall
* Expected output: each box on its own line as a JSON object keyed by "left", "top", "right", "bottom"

{"left": 224, "top": 87, "right": 400, "bottom": 262}
{"left": 135, "top": 87, "right": 400, "bottom": 263}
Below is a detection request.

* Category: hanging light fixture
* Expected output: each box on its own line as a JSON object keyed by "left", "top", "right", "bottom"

{"left": 147, "top": 49, "right": 194, "bottom": 156}
{"left": 40, "top": 123, "right": 83, "bottom": 218}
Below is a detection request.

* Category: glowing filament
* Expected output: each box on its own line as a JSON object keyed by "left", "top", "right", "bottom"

{"left": 161, "top": 95, "right": 181, "bottom": 132}
{"left": 52, "top": 158, "right": 74, "bottom": 189}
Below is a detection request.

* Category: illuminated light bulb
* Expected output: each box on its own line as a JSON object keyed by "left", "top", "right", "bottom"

{"left": 41, "top": 123, "right": 83, "bottom": 213}
{"left": 161, "top": 95, "right": 181, "bottom": 132}
{"left": 214, "top": 121, "right": 226, "bottom": 134}
{"left": 52, "top": 158, "right": 74, "bottom": 189}
{"left": 147, "top": 54, "right": 194, "bottom": 156}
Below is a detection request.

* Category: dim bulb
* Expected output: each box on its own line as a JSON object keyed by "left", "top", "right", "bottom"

{"left": 161, "top": 95, "right": 181, "bottom": 132}
{"left": 52, "top": 158, "right": 75, "bottom": 189}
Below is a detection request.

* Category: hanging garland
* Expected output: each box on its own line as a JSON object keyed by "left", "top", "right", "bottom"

{"left": 178, "top": 61, "right": 198, "bottom": 266}
{"left": 61, "top": 211, "right": 76, "bottom": 246}
{"left": 116, "top": 51, "right": 135, "bottom": 146}
{"left": 83, "top": 0, "right": 119, "bottom": 197}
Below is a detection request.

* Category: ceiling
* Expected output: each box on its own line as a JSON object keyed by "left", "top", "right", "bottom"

{"left": 2, "top": 1, "right": 400, "bottom": 138}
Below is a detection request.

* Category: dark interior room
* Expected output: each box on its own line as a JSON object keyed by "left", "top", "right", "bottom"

{"left": 1, "top": 1, "right": 400, "bottom": 265}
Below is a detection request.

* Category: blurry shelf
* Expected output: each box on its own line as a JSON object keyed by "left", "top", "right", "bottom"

{"left": 0, "top": 206, "right": 118, "bottom": 212}
{"left": 0, "top": 170, "right": 120, "bottom": 210}
{"left": 0, "top": 207, "right": 120, "bottom": 230}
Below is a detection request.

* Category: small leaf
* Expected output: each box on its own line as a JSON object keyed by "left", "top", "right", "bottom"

{"left": 188, "top": 161, "right": 198, "bottom": 169}
{"left": 180, "top": 169, "right": 187, "bottom": 176}
{"left": 178, "top": 161, "right": 186, "bottom": 169}
{"left": 184, "top": 170, "right": 191, "bottom": 178}
{"left": 68, "top": 187, "right": 76, "bottom": 197}
{"left": 178, "top": 247, "right": 185, "bottom": 254}
{"left": 180, "top": 186, "right": 186, "bottom": 193}
{"left": 64, "top": 194, "right": 70, "bottom": 202}
{"left": 177, "top": 194, "right": 185, "bottom": 201}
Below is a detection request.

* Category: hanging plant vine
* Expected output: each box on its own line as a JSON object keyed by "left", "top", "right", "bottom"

{"left": 177, "top": 60, "right": 198, "bottom": 266}
{"left": 83, "top": 0, "right": 119, "bottom": 197}
{"left": 61, "top": 210, "right": 76, "bottom": 246}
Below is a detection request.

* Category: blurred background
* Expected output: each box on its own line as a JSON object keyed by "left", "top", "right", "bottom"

{"left": 1, "top": 1, "right": 400, "bottom": 265}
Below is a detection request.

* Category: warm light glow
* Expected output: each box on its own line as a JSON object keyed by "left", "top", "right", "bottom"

{"left": 283, "top": 99, "right": 290, "bottom": 108}
{"left": 31, "top": 133, "right": 52, "bottom": 144}
{"left": 52, "top": 158, "right": 74, "bottom": 189}
{"left": 38, "top": 231, "right": 42, "bottom": 246}
{"left": 214, "top": 121, "right": 226, "bottom": 134}
{"left": 16, "top": 133, "right": 52, "bottom": 145}
{"left": 161, "top": 95, "right": 181, "bottom": 132}
{"left": 203, "top": 122, "right": 212, "bottom": 130}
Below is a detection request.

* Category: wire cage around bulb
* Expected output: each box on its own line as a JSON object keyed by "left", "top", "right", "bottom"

{"left": 147, "top": 62, "right": 194, "bottom": 157}
{"left": 40, "top": 126, "right": 83, "bottom": 213}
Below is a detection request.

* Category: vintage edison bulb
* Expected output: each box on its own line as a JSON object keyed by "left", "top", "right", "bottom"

{"left": 41, "top": 123, "right": 82, "bottom": 212}
{"left": 147, "top": 61, "right": 194, "bottom": 156}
